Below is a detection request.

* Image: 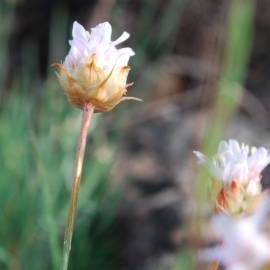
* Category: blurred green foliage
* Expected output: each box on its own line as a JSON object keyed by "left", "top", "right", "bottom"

{"left": 195, "top": 0, "right": 255, "bottom": 208}
{"left": 0, "top": 76, "right": 123, "bottom": 270}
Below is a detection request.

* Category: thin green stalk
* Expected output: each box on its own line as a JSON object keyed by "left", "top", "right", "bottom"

{"left": 197, "top": 0, "right": 255, "bottom": 205}
{"left": 38, "top": 163, "right": 62, "bottom": 269}
{"left": 62, "top": 102, "right": 94, "bottom": 270}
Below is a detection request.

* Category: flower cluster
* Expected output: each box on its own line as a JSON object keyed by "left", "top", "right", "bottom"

{"left": 200, "top": 196, "right": 270, "bottom": 270}
{"left": 194, "top": 140, "right": 270, "bottom": 214}
{"left": 195, "top": 140, "right": 270, "bottom": 270}
{"left": 52, "top": 21, "right": 141, "bottom": 111}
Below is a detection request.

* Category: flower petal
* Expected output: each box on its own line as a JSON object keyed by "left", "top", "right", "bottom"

{"left": 112, "top": 31, "right": 130, "bottom": 46}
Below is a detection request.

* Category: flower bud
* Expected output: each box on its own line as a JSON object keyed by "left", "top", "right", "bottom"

{"left": 52, "top": 21, "right": 141, "bottom": 111}
{"left": 194, "top": 139, "right": 270, "bottom": 215}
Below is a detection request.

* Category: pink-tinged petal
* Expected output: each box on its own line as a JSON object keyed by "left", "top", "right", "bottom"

{"left": 248, "top": 147, "right": 270, "bottom": 174}
{"left": 222, "top": 164, "right": 233, "bottom": 183}
{"left": 118, "top": 47, "right": 135, "bottom": 57}
{"left": 112, "top": 31, "right": 130, "bottom": 46}
{"left": 218, "top": 140, "right": 229, "bottom": 154}
{"left": 90, "top": 22, "right": 112, "bottom": 44}
{"left": 72, "top": 21, "right": 89, "bottom": 41}
{"left": 230, "top": 140, "right": 241, "bottom": 154}
{"left": 228, "top": 264, "right": 249, "bottom": 270}
{"left": 117, "top": 48, "right": 135, "bottom": 66}
{"left": 246, "top": 181, "right": 261, "bottom": 196}
{"left": 63, "top": 21, "right": 135, "bottom": 72}
{"left": 69, "top": 39, "right": 88, "bottom": 55}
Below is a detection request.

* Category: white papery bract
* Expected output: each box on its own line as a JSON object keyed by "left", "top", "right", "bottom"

{"left": 64, "top": 21, "right": 134, "bottom": 72}
{"left": 52, "top": 21, "right": 141, "bottom": 111}
{"left": 194, "top": 139, "right": 270, "bottom": 196}
{"left": 200, "top": 196, "right": 270, "bottom": 270}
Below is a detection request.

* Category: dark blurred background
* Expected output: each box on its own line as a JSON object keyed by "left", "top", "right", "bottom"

{"left": 0, "top": 0, "right": 270, "bottom": 269}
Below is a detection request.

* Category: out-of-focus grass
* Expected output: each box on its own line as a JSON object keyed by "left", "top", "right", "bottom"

{"left": 172, "top": 249, "right": 194, "bottom": 270}
{"left": 173, "top": 1, "right": 255, "bottom": 269}
{"left": 203, "top": 0, "right": 255, "bottom": 155}
{"left": 0, "top": 5, "right": 122, "bottom": 267}
{"left": 0, "top": 1, "right": 10, "bottom": 84}
{"left": 193, "top": 0, "right": 255, "bottom": 209}
{"left": 0, "top": 76, "right": 121, "bottom": 269}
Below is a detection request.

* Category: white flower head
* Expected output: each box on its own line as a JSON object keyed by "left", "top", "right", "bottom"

{"left": 200, "top": 195, "right": 270, "bottom": 270}
{"left": 194, "top": 139, "right": 270, "bottom": 195}
{"left": 64, "top": 21, "right": 135, "bottom": 72}
{"left": 52, "top": 21, "right": 141, "bottom": 111}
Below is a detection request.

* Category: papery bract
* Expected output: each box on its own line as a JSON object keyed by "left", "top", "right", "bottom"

{"left": 52, "top": 21, "right": 141, "bottom": 111}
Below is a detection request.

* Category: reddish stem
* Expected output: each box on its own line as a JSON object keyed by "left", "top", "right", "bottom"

{"left": 62, "top": 103, "right": 94, "bottom": 270}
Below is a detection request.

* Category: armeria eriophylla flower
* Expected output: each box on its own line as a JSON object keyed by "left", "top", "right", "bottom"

{"left": 194, "top": 140, "right": 270, "bottom": 214}
{"left": 199, "top": 195, "right": 270, "bottom": 270}
{"left": 52, "top": 21, "right": 141, "bottom": 111}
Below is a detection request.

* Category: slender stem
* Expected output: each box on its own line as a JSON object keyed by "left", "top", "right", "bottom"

{"left": 62, "top": 103, "right": 94, "bottom": 270}
{"left": 207, "top": 261, "right": 220, "bottom": 270}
